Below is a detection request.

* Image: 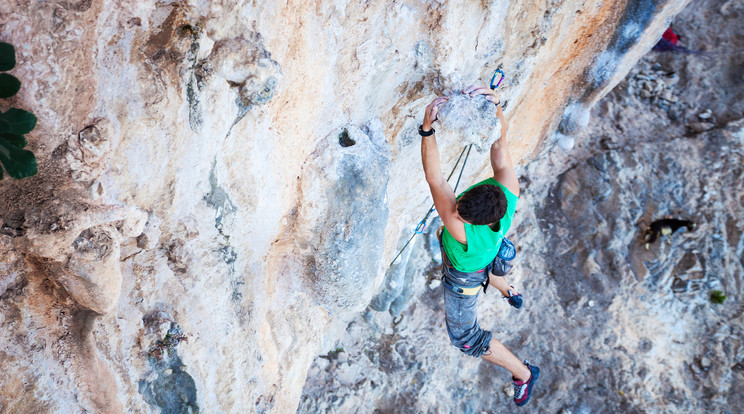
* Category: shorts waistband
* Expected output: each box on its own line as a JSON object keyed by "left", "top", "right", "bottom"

{"left": 442, "top": 277, "right": 482, "bottom": 295}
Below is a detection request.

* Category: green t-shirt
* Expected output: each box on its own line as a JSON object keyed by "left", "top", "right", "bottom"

{"left": 441, "top": 178, "right": 518, "bottom": 272}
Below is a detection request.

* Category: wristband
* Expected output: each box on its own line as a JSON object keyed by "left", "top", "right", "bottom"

{"left": 418, "top": 125, "right": 435, "bottom": 137}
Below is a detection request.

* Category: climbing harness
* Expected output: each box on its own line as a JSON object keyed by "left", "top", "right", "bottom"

{"left": 490, "top": 69, "right": 505, "bottom": 90}
{"left": 389, "top": 144, "right": 473, "bottom": 267}
{"left": 442, "top": 277, "right": 482, "bottom": 295}
{"left": 439, "top": 235, "right": 484, "bottom": 296}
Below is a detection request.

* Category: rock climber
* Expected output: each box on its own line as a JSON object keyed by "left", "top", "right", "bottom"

{"left": 419, "top": 85, "right": 540, "bottom": 406}
{"left": 653, "top": 26, "right": 701, "bottom": 55}
{"left": 653, "top": 26, "right": 680, "bottom": 51}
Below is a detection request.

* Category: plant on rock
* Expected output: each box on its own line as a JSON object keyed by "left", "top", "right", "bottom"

{"left": 709, "top": 290, "right": 726, "bottom": 305}
{"left": 0, "top": 42, "right": 38, "bottom": 180}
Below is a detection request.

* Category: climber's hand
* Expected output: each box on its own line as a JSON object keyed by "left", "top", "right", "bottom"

{"left": 423, "top": 96, "right": 449, "bottom": 131}
{"left": 464, "top": 85, "right": 500, "bottom": 105}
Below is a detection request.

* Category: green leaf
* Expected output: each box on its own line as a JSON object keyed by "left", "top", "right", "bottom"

{"left": 0, "top": 139, "right": 37, "bottom": 179}
{"left": 0, "top": 73, "right": 21, "bottom": 98}
{"left": 0, "top": 42, "right": 15, "bottom": 71}
{"left": 1, "top": 133, "right": 27, "bottom": 149}
{"left": 0, "top": 108, "right": 36, "bottom": 134}
{"left": 710, "top": 290, "right": 726, "bottom": 304}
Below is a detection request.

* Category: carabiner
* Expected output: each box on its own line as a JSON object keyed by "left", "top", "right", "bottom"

{"left": 415, "top": 219, "right": 427, "bottom": 234}
{"left": 490, "top": 69, "right": 505, "bottom": 90}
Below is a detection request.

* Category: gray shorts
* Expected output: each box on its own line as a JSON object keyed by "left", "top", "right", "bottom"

{"left": 440, "top": 239, "right": 515, "bottom": 357}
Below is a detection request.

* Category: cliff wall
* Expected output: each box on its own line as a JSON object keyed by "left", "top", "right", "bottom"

{"left": 0, "top": 0, "right": 693, "bottom": 412}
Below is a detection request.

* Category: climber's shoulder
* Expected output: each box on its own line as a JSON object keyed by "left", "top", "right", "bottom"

{"left": 442, "top": 214, "right": 467, "bottom": 244}
{"left": 428, "top": 178, "right": 467, "bottom": 244}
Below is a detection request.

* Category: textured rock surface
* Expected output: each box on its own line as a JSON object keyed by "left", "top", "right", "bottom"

{"left": 295, "top": 124, "right": 391, "bottom": 313}
{"left": 0, "top": 0, "right": 700, "bottom": 412}
{"left": 437, "top": 92, "right": 502, "bottom": 152}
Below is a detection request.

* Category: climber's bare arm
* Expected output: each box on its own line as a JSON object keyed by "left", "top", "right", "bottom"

{"left": 465, "top": 86, "right": 520, "bottom": 197}
{"left": 421, "top": 96, "right": 467, "bottom": 244}
{"left": 490, "top": 105, "right": 519, "bottom": 196}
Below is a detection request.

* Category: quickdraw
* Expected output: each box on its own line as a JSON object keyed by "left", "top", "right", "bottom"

{"left": 415, "top": 215, "right": 431, "bottom": 234}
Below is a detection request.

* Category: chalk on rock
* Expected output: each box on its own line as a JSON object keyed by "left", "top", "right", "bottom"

{"left": 558, "top": 103, "right": 590, "bottom": 136}
{"left": 210, "top": 33, "right": 282, "bottom": 107}
{"left": 503, "top": 382, "right": 515, "bottom": 397}
{"left": 555, "top": 133, "right": 575, "bottom": 150}
{"left": 697, "top": 109, "right": 712, "bottom": 119}
{"left": 436, "top": 92, "right": 501, "bottom": 153}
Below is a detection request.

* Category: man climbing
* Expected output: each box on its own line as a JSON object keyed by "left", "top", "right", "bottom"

{"left": 419, "top": 85, "right": 540, "bottom": 406}
{"left": 652, "top": 26, "right": 701, "bottom": 55}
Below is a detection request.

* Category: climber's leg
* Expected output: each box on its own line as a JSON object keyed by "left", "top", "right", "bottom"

{"left": 487, "top": 274, "right": 523, "bottom": 308}
{"left": 486, "top": 238, "right": 522, "bottom": 307}
{"left": 481, "top": 338, "right": 532, "bottom": 382}
{"left": 441, "top": 248, "right": 493, "bottom": 357}
{"left": 442, "top": 281, "right": 493, "bottom": 357}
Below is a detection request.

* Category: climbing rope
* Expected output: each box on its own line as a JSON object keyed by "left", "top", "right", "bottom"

{"left": 389, "top": 144, "right": 473, "bottom": 267}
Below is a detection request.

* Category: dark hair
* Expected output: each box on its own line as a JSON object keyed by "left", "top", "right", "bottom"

{"left": 456, "top": 184, "right": 507, "bottom": 226}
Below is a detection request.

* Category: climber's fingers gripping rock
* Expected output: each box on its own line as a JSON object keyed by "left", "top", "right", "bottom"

{"left": 464, "top": 85, "right": 500, "bottom": 105}
{"left": 423, "top": 96, "right": 449, "bottom": 130}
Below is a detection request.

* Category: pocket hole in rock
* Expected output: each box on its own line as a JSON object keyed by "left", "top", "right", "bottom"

{"left": 338, "top": 129, "right": 356, "bottom": 147}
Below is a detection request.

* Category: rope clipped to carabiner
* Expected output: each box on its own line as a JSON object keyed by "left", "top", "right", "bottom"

{"left": 415, "top": 217, "right": 429, "bottom": 234}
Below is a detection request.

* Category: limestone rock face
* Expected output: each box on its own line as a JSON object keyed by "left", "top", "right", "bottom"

{"left": 541, "top": 123, "right": 743, "bottom": 412}
{"left": 301, "top": 120, "right": 744, "bottom": 413}
{"left": 209, "top": 33, "right": 282, "bottom": 107}
{"left": 0, "top": 0, "right": 695, "bottom": 412}
{"left": 295, "top": 124, "right": 391, "bottom": 313}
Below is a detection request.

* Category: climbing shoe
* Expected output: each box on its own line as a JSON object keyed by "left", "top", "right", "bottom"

{"left": 503, "top": 286, "right": 523, "bottom": 309}
{"left": 513, "top": 361, "right": 540, "bottom": 406}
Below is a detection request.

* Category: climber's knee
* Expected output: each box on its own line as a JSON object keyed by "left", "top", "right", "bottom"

{"left": 448, "top": 327, "right": 493, "bottom": 358}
